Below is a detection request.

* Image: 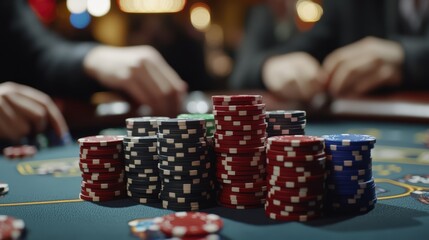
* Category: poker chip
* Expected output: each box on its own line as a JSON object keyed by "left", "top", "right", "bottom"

{"left": 0, "top": 183, "right": 9, "bottom": 196}
{"left": 177, "top": 113, "right": 216, "bottom": 137}
{"left": 157, "top": 119, "right": 215, "bottom": 211}
{"left": 0, "top": 215, "right": 25, "bottom": 240}
{"left": 323, "top": 134, "right": 377, "bottom": 214}
{"left": 153, "top": 212, "right": 223, "bottom": 238}
{"left": 128, "top": 218, "right": 165, "bottom": 239}
{"left": 78, "top": 135, "right": 124, "bottom": 147}
{"left": 2, "top": 145, "right": 37, "bottom": 159}
{"left": 78, "top": 135, "right": 126, "bottom": 202}
{"left": 265, "top": 135, "right": 326, "bottom": 221}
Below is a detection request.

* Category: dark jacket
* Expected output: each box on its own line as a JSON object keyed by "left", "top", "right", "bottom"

{"left": 0, "top": 0, "right": 103, "bottom": 98}
{"left": 230, "top": 0, "right": 429, "bottom": 90}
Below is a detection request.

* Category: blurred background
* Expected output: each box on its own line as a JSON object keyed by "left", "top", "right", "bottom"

{"left": 28, "top": 0, "right": 323, "bottom": 91}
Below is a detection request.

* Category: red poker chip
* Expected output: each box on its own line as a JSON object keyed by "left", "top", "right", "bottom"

{"left": 213, "top": 100, "right": 263, "bottom": 106}
{"left": 213, "top": 109, "right": 265, "bottom": 117}
{"left": 264, "top": 211, "right": 321, "bottom": 222}
{"left": 216, "top": 168, "right": 266, "bottom": 177}
{"left": 267, "top": 173, "right": 326, "bottom": 184}
{"left": 267, "top": 149, "right": 324, "bottom": 157}
{"left": 220, "top": 184, "right": 267, "bottom": 193}
{"left": 212, "top": 95, "right": 262, "bottom": 102}
{"left": 78, "top": 135, "right": 124, "bottom": 147}
{"left": 214, "top": 133, "right": 266, "bottom": 141}
{"left": 266, "top": 168, "right": 325, "bottom": 178}
{"left": 215, "top": 146, "right": 265, "bottom": 155}
{"left": 0, "top": 215, "right": 25, "bottom": 239}
{"left": 267, "top": 144, "right": 324, "bottom": 152}
{"left": 80, "top": 148, "right": 122, "bottom": 156}
{"left": 216, "top": 123, "right": 267, "bottom": 131}
{"left": 153, "top": 212, "right": 223, "bottom": 238}
{"left": 79, "top": 158, "right": 123, "bottom": 165}
{"left": 266, "top": 164, "right": 325, "bottom": 174}
{"left": 267, "top": 135, "right": 324, "bottom": 147}
{"left": 214, "top": 114, "right": 266, "bottom": 122}
{"left": 266, "top": 157, "right": 325, "bottom": 168}
{"left": 215, "top": 137, "right": 266, "bottom": 146}
{"left": 216, "top": 172, "right": 265, "bottom": 180}
{"left": 81, "top": 188, "right": 125, "bottom": 197}
{"left": 79, "top": 193, "right": 122, "bottom": 202}
{"left": 219, "top": 160, "right": 265, "bottom": 168}
{"left": 81, "top": 172, "right": 124, "bottom": 181}
{"left": 80, "top": 166, "right": 124, "bottom": 174}
{"left": 218, "top": 197, "right": 266, "bottom": 206}
{"left": 217, "top": 154, "right": 265, "bottom": 162}
{"left": 3, "top": 145, "right": 37, "bottom": 159}
{"left": 215, "top": 128, "right": 266, "bottom": 136}
{"left": 266, "top": 152, "right": 326, "bottom": 162}
{"left": 79, "top": 162, "right": 124, "bottom": 169}
{"left": 218, "top": 163, "right": 265, "bottom": 172}
{"left": 81, "top": 181, "right": 125, "bottom": 190}
{"left": 267, "top": 193, "right": 324, "bottom": 203}
{"left": 265, "top": 202, "right": 323, "bottom": 213}
{"left": 213, "top": 104, "right": 265, "bottom": 111}
{"left": 217, "top": 201, "right": 262, "bottom": 209}
{"left": 266, "top": 198, "right": 324, "bottom": 208}
{"left": 268, "top": 179, "right": 324, "bottom": 189}
{"left": 215, "top": 118, "right": 266, "bottom": 126}
{"left": 79, "top": 153, "right": 121, "bottom": 159}
{"left": 83, "top": 178, "right": 124, "bottom": 184}
{"left": 219, "top": 189, "right": 266, "bottom": 198}
{"left": 268, "top": 186, "right": 325, "bottom": 197}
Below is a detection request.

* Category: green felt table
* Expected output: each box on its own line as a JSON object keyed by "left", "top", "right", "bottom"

{"left": 1, "top": 120, "right": 429, "bottom": 240}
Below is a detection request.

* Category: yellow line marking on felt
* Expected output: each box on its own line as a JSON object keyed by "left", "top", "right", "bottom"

{"left": 0, "top": 198, "right": 83, "bottom": 207}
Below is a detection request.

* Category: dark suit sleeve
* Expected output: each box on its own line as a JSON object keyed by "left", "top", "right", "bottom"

{"left": 229, "top": 1, "right": 340, "bottom": 90}
{"left": 397, "top": 36, "right": 429, "bottom": 88}
{"left": 229, "top": 5, "right": 278, "bottom": 89}
{"left": 1, "top": 0, "right": 104, "bottom": 98}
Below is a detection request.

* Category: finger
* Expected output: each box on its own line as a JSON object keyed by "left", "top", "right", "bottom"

{"left": 16, "top": 86, "right": 69, "bottom": 140}
{"left": 123, "top": 79, "right": 156, "bottom": 113}
{"left": 350, "top": 70, "right": 384, "bottom": 96}
{"left": 138, "top": 61, "right": 181, "bottom": 116}
{"left": 0, "top": 97, "right": 29, "bottom": 142}
{"left": 4, "top": 93, "right": 47, "bottom": 133}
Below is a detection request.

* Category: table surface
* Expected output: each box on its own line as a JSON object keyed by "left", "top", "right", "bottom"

{"left": 1, "top": 120, "right": 429, "bottom": 240}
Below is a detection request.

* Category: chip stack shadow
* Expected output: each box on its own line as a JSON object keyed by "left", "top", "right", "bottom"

{"left": 124, "top": 117, "right": 169, "bottom": 204}
{"left": 212, "top": 95, "right": 268, "bottom": 209}
{"left": 157, "top": 119, "right": 216, "bottom": 211}
{"left": 78, "top": 135, "right": 126, "bottom": 202}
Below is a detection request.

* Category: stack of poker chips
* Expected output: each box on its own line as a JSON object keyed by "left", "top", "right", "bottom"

{"left": 323, "top": 134, "right": 377, "bottom": 214}
{"left": 157, "top": 119, "right": 216, "bottom": 211}
{"left": 123, "top": 117, "right": 168, "bottom": 204}
{"left": 123, "top": 136, "right": 160, "bottom": 204}
{"left": 265, "top": 135, "right": 326, "bottom": 221}
{"left": 78, "top": 135, "right": 126, "bottom": 202}
{"left": 212, "top": 95, "right": 267, "bottom": 209}
{"left": 265, "top": 110, "right": 306, "bottom": 137}
{"left": 177, "top": 114, "right": 216, "bottom": 137}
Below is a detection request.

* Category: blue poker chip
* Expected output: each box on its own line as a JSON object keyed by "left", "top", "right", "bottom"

{"left": 322, "top": 134, "right": 376, "bottom": 146}
{"left": 326, "top": 162, "right": 372, "bottom": 171}
{"left": 326, "top": 144, "right": 374, "bottom": 151}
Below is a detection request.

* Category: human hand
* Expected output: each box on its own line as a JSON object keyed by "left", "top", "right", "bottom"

{"left": 322, "top": 37, "right": 404, "bottom": 97}
{"left": 84, "top": 45, "right": 188, "bottom": 117}
{"left": 0, "top": 82, "right": 69, "bottom": 143}
{"left": 262, "top": 52, "right": 324, "bottom": 101}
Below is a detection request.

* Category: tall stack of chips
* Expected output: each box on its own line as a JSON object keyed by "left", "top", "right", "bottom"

{"left": 78, "top": 135, "right": 126, "bottom": 202}
{"left": 323, "top": 134, "right": 377, "bottom": 214}
{"left": 212, "top": 95, "right": 267, "bottom": 209}
{"left": 157, "top": 119, "right": 216, "bottom": 211}
{"left": 124, "top": 117, "right": 168, "bottom": 204}
{"left": 265, "top": 135, "right": 326, "bottom": 221}
{"left": 265, "top": 111, "right": 306, "bottom": 137}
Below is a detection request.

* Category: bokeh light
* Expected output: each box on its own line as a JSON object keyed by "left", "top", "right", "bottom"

{"left": 87, "top": 0, "right": 111, "bottom": 17}
{"left": 296, "top": 0, "right": 323, "bottom": 23}
{"left": 190, "top": 3, "right": 211, "bottom": 31}
{"left": 70, "top": 11, "right": 91, "bottom": 29}
{"left": 118, "top": 0, "right": 186, "bottom": 13}
{"left": 66, "top": 0, "right": 87, "bottom": 14}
